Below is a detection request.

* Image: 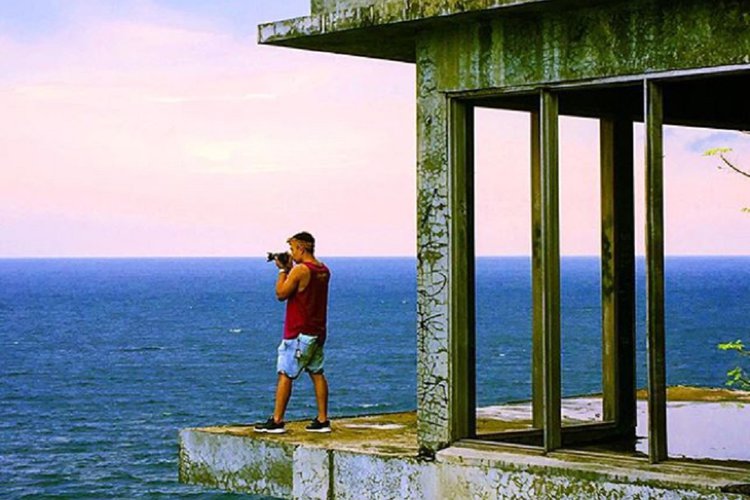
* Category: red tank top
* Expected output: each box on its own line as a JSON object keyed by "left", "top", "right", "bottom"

{"left": 283, "top": 262, "right": 331, "bottom": 343}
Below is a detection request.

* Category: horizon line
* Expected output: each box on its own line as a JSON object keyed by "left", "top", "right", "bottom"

{"left": 1, "top": 253, "right": 749, "bottom": 260}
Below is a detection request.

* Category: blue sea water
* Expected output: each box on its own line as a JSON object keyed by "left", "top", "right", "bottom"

{"left": 1, "top": 256, "right": 748, "bottom": 497}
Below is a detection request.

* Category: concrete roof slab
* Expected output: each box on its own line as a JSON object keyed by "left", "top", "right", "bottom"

{"left": 258, "top": 0, "right": 608, "bottom": 63}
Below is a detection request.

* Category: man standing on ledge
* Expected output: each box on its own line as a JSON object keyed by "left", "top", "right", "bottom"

{"left": 255, "top": 231, "right": 332, "bottom": 434}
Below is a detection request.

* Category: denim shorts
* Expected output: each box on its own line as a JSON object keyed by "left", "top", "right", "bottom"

{"left": 276, "top": 333, "right": 324, "bottom": 379}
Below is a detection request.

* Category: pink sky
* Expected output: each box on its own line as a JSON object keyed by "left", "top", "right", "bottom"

{"left": 1, "top": 1, "right": 748, "bottom": 257}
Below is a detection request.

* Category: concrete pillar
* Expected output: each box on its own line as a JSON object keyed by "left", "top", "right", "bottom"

{"left": 415, "top": 33, "right": 475, "bottom": 454}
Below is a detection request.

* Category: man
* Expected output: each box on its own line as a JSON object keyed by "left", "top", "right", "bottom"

{"left": 254, "top": 231, "right": 332, "bottom": 434}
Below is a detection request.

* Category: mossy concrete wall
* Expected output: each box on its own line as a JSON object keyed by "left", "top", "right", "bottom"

{"left": 263, "top": 1, "right": 750, "bottom": 68}
{"left": 415, "top": 0, "right": 750, "bottom": 91}
{"left": 179, "top": 428, "right": 748, "bottom": 498}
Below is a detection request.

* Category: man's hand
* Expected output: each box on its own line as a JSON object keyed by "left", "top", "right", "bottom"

{"left": 275, "top": 254, "right": 292, "bottom": 273}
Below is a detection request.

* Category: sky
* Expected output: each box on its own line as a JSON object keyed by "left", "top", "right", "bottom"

{"left": 0, "top": 1, "right": 748, "bottom": 257}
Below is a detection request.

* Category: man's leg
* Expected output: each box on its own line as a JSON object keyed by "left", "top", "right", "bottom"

{"left": 309, "top": 372, "right": 328, "bottom": 422}
{"left": 273, "top": 373, "right": 293, "bottom": 423}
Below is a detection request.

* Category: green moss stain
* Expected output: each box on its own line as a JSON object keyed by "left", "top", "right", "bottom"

{"left": 181, "top": 460, "right": 221, "bottom": 489}
{"left": 477, "top": 20, "right": 493, "bottom": 88}
{"left": 236, "top": 458, "right": 292, "bottom": 490}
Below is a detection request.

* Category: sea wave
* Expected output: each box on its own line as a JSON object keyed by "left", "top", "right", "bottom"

{"left": 119, "top": 346, "right": 165, "bottom": 352}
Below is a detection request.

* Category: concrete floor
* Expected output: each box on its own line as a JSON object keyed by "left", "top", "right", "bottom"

{"left": 201, "top": 386, "right": 749, "bottom": 462}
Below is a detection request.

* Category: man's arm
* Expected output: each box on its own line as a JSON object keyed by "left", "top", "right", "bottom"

{"left": 276, "top": 265, "right": 307, "bottom": 301}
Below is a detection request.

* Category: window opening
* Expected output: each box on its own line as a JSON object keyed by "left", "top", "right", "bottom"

{"left": 473, "top": 107, "right": 534, "bottom": 438}
{"left": 456, "top": 72, "right": 750, "bottom": 468}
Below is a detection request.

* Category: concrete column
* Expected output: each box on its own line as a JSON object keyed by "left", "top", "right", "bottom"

{"left": 415, "top": 34, "right": 475, "bottom": 454}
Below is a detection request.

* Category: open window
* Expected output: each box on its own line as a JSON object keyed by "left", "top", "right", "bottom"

{"left": 452, "top": 69, "right": 750, "bottom": 464}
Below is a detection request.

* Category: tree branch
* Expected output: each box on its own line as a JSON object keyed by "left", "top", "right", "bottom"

{"left": 718, "top": 153, "right": 750, "bottom": 179}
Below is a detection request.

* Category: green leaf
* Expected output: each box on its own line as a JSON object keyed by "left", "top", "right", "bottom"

{"left": 703, "top": 147, "right": 733, "bottom": 156}
{"left": 718, "top": 340, "right": 744, "bottom": 351}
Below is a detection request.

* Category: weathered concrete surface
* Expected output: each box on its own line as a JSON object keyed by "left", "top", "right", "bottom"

{"left": 179, "top": 432, "right": 750, "bottom": 499}
{"left": 179, "top": 398, "right": 750, "bottom": 498}
{"left": 412, "top": 1, "right": 750, "bottom": 92}
{"left": 191, "top": 413, "right": 420, "bottom": 456}
{"left": 179, "top": 413, "right": 422, "bottom": 498}
{"left": 311, "top": 0, "right": 378, "bottom": 15}
{"left": 415, "top": 29, "right": 452, "bottom": 453}
{"left": 437, "top": 445, "right": 749, "bottom": 499}
{"left": 179, "top": 428, "right": 750, "bottom": 499}
{"left": 179, "top": 429, "right": 294, "bottom": 497}
{"left": 261, "top": 0, "right": 750, "bottom": 79}
{"left": 310, "top": 0, "right": 553, "bottom": 15}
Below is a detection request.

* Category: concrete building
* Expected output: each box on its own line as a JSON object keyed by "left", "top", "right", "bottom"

{"left": 179, "top": 1, "right": 750, "bottom": 497}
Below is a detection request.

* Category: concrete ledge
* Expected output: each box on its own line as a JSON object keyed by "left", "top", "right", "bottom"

{"left": 440, "top": 444, "right": 750, "bottom": 498}
{"left": 179, "top": 428, "right": 294, "bottom": 498}
{"left": 179, "top": 410, "right": 750, "bottom": 499}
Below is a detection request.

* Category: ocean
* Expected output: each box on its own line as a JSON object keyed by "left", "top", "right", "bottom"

{"left": 1, "top": 256, "right": 748, "bottom": 497}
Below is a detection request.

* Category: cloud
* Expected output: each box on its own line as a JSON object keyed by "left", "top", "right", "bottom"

{"left": 684, "top": 131, "right": 746, "bottom": 154}
{"left": 148, "top": 93, "right": 276, "bottom": 104}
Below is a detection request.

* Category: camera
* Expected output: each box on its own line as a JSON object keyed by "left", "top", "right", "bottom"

{"left": 266, "top": 252, "right": 291, "bottom": 266}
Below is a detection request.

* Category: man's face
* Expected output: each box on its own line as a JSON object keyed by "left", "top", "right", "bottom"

{"left": 289, "top": 240, "right": 303, "bottom": 263}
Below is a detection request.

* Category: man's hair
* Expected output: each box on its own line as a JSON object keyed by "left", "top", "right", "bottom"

{"left": 288, "top": 231, "right": 315, "bottom": 254}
